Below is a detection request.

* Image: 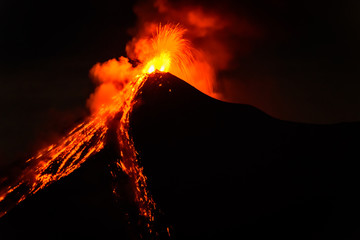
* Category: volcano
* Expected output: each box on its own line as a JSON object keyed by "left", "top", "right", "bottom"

{"left": 1, "top": 72, "right": 360, "bottom": 239}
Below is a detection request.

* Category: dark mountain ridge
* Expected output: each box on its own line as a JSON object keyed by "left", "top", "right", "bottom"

{"left": 0, "top": 72, "right": 359, "bottom": 239}
{"left": 130, "top": 72, "right": 360, "bottom": 239}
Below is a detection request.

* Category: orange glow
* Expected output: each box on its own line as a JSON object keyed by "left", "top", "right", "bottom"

{"left": 0, "top": 24, "right": 197, "bottom": 235}
{"left": 147, "top": 65, "right": 155, "bottom": 73}
{"left": 127, "top": 23, "right": 219, "bottom": 98}
{"left": 135, "top": 24, "right": 193, "bottom": 76}
{"left": 144, "top": 52, "right": 171, "bottom": 74}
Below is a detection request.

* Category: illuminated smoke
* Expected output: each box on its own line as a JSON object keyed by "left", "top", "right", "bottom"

{"left": 87, "top": 57, "right": 137, "bottom": 113}
{"left": 129, "top": 0, "right": 261, "bottom": 100}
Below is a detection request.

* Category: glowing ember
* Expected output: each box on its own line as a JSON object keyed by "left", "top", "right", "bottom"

{"left": 139, "top": 24, "right": 192, "bottom": 76}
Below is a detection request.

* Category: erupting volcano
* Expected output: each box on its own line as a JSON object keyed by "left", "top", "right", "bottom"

{"left": 0, "top": 24, "right": 202, "bottom": 236}
{"left": 2, "top": 1, "right": 360, "bottom": 239}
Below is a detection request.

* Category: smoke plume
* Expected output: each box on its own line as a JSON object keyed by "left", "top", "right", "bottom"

{"left": 88, "top": 0, "right": 261, "bottom": 111}
{"left": 131, "top": 0, "right": 261, "bottom": 96}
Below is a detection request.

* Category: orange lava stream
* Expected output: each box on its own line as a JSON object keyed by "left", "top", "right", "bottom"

{"left": 0, "top": 73, "right": 151, "bottom": 220}
{"left": 116, "top": 73, "right": 157, "bottom": 224}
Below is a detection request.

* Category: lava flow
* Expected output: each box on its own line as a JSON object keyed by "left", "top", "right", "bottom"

{"left": 0, "top": 24, "right": 199, "bottom": 232}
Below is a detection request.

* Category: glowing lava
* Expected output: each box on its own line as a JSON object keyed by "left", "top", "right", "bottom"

{"left": 0, "top": 24, "right": 197, "bottom": 237}
{"left": 0, "top": 73, "right": 149, "bottom": 218}
{"left": 133, "top": 24, "right": 194, "bottom": 76}
{"left": 145, "top": 52, "right": 171, "bottom": 74}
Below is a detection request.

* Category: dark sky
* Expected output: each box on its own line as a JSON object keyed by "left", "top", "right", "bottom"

{"left": 221, "top": 0, "right": 360, "bottom": 124}
{"left": 0, "top": 0, "right": 360, "bottom": 166}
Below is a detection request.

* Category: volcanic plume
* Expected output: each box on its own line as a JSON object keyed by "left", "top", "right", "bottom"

{"left": 0, "top": 23, "right": 203, "bottom": 236}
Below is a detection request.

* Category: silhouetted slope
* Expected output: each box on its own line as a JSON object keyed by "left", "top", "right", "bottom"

{"left": 130, "top": 72, "right": 360, "bottom": 239}
{"left": 0, "top": 145, "right": 144, "bottom": 239}
{"left": 0, "top": 72, "right": 360, "bottom": 239}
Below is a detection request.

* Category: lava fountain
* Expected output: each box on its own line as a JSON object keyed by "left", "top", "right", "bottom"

{"left": 0, "top": 24, "right": 206, "bottom": 234}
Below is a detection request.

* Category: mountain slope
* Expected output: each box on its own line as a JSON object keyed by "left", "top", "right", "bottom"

{"left": 130, "top": 72, "right": 360, "bottom": 239}
{"left": 0, "top": 72, "right": 359, "bottom": 239}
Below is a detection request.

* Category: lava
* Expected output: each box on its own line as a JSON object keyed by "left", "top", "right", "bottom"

{"left": 0, "top": 24, "right": 195, "bottom": 236}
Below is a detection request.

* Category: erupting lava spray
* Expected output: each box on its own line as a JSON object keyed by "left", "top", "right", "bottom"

{"left": 0, "top": 24, "right": 206, "bottom": 234}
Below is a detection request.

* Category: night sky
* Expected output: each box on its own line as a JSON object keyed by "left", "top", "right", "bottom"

{"left": 1, "top": 0, "right": 360, "bottom": 167}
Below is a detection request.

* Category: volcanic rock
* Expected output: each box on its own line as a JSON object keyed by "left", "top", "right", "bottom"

{"left": 131, "top": 72, "right": 360, "bottom": 239}
{"left": 0, "top": 72, "right": 360, "bottom": 239}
